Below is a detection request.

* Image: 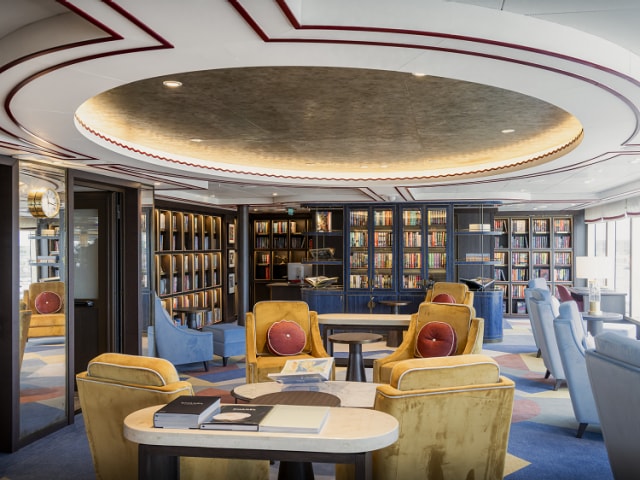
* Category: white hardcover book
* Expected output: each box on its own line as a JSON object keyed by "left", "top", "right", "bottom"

{"left": 259, "top": 404, "right": 330, "bottom": 434}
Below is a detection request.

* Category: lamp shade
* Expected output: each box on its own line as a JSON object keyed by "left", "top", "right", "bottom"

{"left": 575, "top": 256, "right": 611, "bottom": 280}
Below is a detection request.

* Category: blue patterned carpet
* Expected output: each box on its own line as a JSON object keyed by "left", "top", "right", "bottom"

{"left": 1, "top": 318, "right": 613, "bottom": 479}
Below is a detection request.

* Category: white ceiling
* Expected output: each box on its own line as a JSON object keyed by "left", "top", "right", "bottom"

{"left": 2, "top": 0, "right": 640, "bottom": 213}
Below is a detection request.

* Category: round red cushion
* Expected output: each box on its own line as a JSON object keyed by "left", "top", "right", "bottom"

{"left": 415, "top": 321, "right": 457, "bottom": 358}
{"left": 432, "top": 293, "right": 457, "bottom": 304}
{"left": 34, "top": 291, "right": 62, "bottom": 314}
{"left": 267, "top": 320, "right": 307, "bottom": 356}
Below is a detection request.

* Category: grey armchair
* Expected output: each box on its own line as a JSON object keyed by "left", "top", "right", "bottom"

{"left": 553, "top": 300, "right": 599, "bottom": 438}
{"left": 152, "top": 295, "right": 213, "bottom": 370}
{"left": 528, "top": 287, "right": 564, "bottom": 389}
{"left": 524, "top": 278, "right": 549, "bottom": 357}
{"left": 586, "top": 331, "right": 640, "bottom": 479}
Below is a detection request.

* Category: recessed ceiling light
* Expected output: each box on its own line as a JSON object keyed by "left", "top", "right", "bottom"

{"left": 501, "top": 129, "right": 515, "bottom": 134}
{"left": 163, "top": 80, "right": 182, "bottom": 88}
{"left": 190, "top": 138, "right": 203, "bottom": 142}
{"left": 412, "top": 73, "right": 426, "bottom": 77}
{"left": 272, "top": 192, "right": 278, "bottom": 196}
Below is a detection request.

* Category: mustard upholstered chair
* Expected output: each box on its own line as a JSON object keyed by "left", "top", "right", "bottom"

{"left": 76, "top": 352, "right": 268, "bottom": 480}
{"left": 339, "top": 355, "right": 515, "bottom": 480}
{"left": 23, "top": 281, "right": 66, "bottom": 338}
{"left": 245, "top": 300, "right": 332, "bottom": 383}
{"left": 425, "top": 281, "right": 476, "bottom": 315}
{"left": 373, "top": 302, "right": 484, "bottom": 383}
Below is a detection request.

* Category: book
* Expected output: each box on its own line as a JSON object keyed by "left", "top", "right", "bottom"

{"left": 460, "top": 277, "right": 495, "bottom": 291}
{"left": 304, "top": 276, "right": 339, "bottom": 288}
{"left": 259, "top": 404, "right": 330, "bottom": 433}
{"left": 267, "top": 357, "right": 334, "bottom": 384}
{"left": 153, "top": 395, "right": 221, "bottom": 429}
{"left": 200, "top": 405, "right": 273, "bottom": 431}
{"left": 315, "top": 211, "right": 332, "bottom": 232}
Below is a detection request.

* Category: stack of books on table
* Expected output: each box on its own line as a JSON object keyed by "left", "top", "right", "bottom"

{"left": 153, "top": 393, "right": 331, "bottom": 433}
{"left": 153, "top": 395, "right": 221, "bottom": 429}
{"left": 200, "top": 404, "right": 330, "bottom": 433}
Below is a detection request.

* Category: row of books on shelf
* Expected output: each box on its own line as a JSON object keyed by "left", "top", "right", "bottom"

{"left": 428, "top": 252, "right": 447, "bottom": 268}
{"left": 158, "top": 273, "right": 220, "bottom": 294}
{"left": 373, "top": 252, "right": 393, "bottom": 268}
{"left": 427, "top": 231, "right": 446, "bottom": 247}
{"left": 403, "top": 252, "right": 422, "bottom": 268}
{"left": 465, "top": 252, "right": 490, "bottom": 262}
{"left": 373, "top": 231, "right": 393, "bottom": 247}
{"left": 494, "top": 218, "right": 571, "bottom": 234}
{"left": 173, "top": 308, "right": 221, "bottom": 329}
{"left": 349, "top": 231, "right": 368, "bottom": 247}
{"left": 402, "top": 274, "right": 424, "bottom": 289}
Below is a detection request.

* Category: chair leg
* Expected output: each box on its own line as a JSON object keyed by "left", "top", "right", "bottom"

{"left": 554, "top": 379, "right": 563, "bottom": 391}
{"left": 576, "top": 423, "right": 588, "bottom": 438}
{"left": 536, "top": 348, "right": 541, "bottom": 358}
{"left": 544, "top": 369, "right": 551, "bottom": 379}
{"left": 223, "top": 356, "right": 228, "bottom": 367}
{"left": 203, "top": 361, "right": 208, "bottom": 371}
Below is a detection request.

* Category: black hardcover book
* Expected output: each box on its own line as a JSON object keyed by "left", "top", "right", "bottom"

{"left": 154, "top": 395, "right": 221, "bottom": 429}
{"left": 200, "top": 404, "right": 273, "bottom": 431}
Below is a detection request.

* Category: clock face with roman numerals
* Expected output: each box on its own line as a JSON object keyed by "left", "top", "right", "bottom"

{"left": 28, "top": 188, "right": 60, "bottom": 218}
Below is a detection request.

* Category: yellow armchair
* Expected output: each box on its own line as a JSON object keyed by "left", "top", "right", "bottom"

{"left": 348, "top": 355, "right": 515, "bottom": 480}
{"left": 23, "top": 281, "right": 66, "bottom": 338}
{"left": 425, "top": 281, "right": 475, "bottom": 315}
{"left": 373, "top": 302, "right": 484, "bottom": 383}
{"left": 76, "top": 353, "right": 268, "bottom": 480}
{"left": 245, "top": 300, "right": 332, "bottom": 383}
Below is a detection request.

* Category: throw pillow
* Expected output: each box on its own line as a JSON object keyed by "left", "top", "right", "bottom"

{"left": 34, "top": 290, "right": 62, "bottom": 314}
{"left": 432, "top": 293, "right": 457, "bottom": 304}
{"left": 415, "top": 321, "right": 457, "bottom": 358}
{"left": 267, "top": 320, "right": 307, "bottom": 356}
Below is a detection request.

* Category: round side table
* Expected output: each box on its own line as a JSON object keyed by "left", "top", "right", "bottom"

{"left": 582, "top": 311, "right": 623, "bottom": 336}
{"left": 379, "top": 300, "right": 411, "bottom": 347}
{"left": 329, "top": 332, "right": 382, "bottom": 382}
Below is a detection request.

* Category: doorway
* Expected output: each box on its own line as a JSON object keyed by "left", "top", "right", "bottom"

{"left": 73, "top": 190, "right": 122, "bottom": 375}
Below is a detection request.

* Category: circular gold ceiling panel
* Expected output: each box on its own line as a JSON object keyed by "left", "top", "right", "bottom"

{"left": 77, "top": 66, "right": 582, "bottom": 180}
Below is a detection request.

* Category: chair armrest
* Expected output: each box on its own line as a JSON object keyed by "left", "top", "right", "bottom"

{"left": 463, "top": 317, "right": 484, "bottom": 354}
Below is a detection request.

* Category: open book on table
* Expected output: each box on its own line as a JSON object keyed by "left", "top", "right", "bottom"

{"left": 304, "top": 276, "right": 339, "bottom": 288}
{"left": 267, "top": 357, "right": 334, "bottom": 384}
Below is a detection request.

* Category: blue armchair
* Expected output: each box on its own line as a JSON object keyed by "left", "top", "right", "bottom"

{"left": 553, "top": 300, "right": 599, "bottom": 438}
{"left": 524, "top": 278, "right": 549, "bottom": 357}
{"left": 528, "top": 287, "right": 564, "bottom": 389}
{"left": 152, "top": 295, "right": 213, "bottom": 370}
{"left": 586, "top": 331, "right": 640, "bottom": 478}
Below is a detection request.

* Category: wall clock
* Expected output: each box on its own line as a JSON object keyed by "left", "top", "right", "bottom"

{"left": 27, "top": 188, "right": 61, "bottom": 218}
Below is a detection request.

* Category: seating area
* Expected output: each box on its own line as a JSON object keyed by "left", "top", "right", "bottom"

{"left": 9, "top": 308, "right": 628, "bottom": 480}
{"left": 63, "top": 293, "right": 640, "bottom": 479}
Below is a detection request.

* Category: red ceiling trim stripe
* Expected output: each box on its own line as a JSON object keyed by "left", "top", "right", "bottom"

{"left": 1, "top": 0, "right": 174, "bottom": 160}
{"left": 76, "top": 114, "right": 583, "bottom": 182}
{"left": 229, "top": 0, "right": 640, "bottom": 143}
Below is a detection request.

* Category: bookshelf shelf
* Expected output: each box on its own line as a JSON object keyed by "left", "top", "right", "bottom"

{"left": 493, "top": 214, "right": 573, "bottom": 315}
{"left": 155, "top": 208, "right": 223, "bottom": 327}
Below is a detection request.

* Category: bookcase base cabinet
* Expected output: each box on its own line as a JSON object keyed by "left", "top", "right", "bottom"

{"left": 474, "top": 290, "right": 503, "bottom": 343}
{"left": 301, "top": 288, "right": 345, "bottom": 314}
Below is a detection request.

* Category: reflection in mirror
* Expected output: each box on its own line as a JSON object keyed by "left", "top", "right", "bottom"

{"left": 18, "top": 162, "right": 67, "bottom": 440}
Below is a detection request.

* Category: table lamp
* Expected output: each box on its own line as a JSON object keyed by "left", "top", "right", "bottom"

{"left": 575, "top": 256, "right": 609, "bottom": 315}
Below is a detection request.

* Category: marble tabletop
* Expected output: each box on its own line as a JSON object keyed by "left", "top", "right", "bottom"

{"left": 124, "top": 404, "right": 398, "bottom": 454}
